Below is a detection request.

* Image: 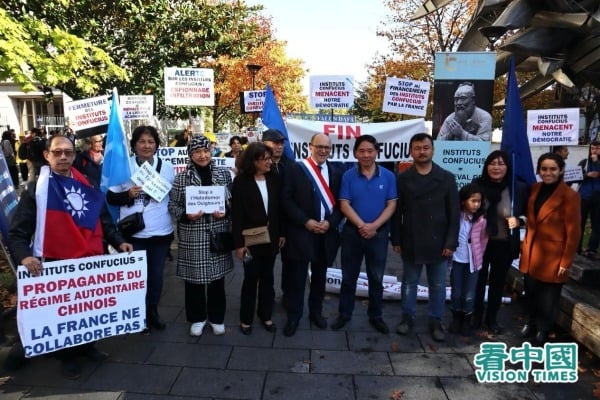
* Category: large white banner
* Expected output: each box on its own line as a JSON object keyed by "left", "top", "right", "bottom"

{"left": 64, "top": 95, "right": 110, "bottom": 131}
{"left": 121, "top": 95, "right": 154, "bottom": 121}
{"left": 164, "top": 67, "right": 214, "bottom": 106}
{"left": 527, "top": 108, "right": 579, "bottom": 145}
{"left": 309, "top": 75, "right": 354, "bottom": 109}
{"left": 382, "top": 77, "right": 430, "bottom": 117}
{"left": 17, "top": 251, "right": 147, "bottom": 357}
{"left": 286, "top": 118, "right": 426, "bottom": 162}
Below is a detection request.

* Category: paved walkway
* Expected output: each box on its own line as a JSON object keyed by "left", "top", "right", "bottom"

{"left": 1, "top": 247, "right": 599, "bottom": 399}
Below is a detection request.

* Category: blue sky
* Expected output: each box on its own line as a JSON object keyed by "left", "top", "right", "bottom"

{"left": 245, "top": 0, "right": 391, "bottom": 93}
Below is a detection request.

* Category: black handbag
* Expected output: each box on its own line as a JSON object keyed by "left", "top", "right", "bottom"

{"left": 117, "top": 212, "right": 145, "bottom": 238}
{"left": 210, "top": 231, "right": 234, "bottom": 252}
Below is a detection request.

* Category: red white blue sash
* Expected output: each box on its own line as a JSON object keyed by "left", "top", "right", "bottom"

{"left": 299, "top": 158, "right": 335, "bottom": 217}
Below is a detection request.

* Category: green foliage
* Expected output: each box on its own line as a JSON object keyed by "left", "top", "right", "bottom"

{"left": 2, "top": 0, "right": 269, "bottom": 118}
{"left": 0, "top": 8, "right": 127, "bottom": 94}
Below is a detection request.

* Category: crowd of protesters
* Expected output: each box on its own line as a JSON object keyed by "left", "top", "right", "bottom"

{"left": 2, "top": 125, "right": 589, "bottom": 379}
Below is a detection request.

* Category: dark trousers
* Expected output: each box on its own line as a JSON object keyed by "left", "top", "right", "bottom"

{"left": 19, "top": 162, "right": 28, "bottom": 183}
{"left": 523, "top": 274, "right": 563, "bottom": 332}
{"left": 240, "top": 253, "right": 276, "bottom": 325}
{"left": 184, "top": 278, "right": 226, "bottom": 324}
{"left": 8, "top": 164, "right": 19, "bottom": 188}
{"left": 286, "top": 239, "right": 328, "bottom": 323}
{"left": 338, "top": 225, "right": 388, "bottom": 319}
{"left": 474, "top": 239, "right": 512, "bottom": 325}
{"left": 579, "top": 193, "right": 600, "bottom": 253}
{"left": 131, "top": 235, "right": 171, "bottom": 307}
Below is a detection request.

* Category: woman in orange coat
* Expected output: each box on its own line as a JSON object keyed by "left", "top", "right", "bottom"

{"left": 519, "top": 153, "right": 581, "bottom": 345}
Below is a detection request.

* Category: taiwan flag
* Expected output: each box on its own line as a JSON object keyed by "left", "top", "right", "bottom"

{"left": 33, "top": 166, "right": 106, "bottom": 259}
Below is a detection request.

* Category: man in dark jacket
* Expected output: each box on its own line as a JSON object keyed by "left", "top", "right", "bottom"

{"left": 281, "top": 134, "right": 342, "bottom": 336}
{"left": 7, "top": 135, "right": 132, "bottom": 379}
{"left": 391, "top": 133, "right": 459, "bottom": 342}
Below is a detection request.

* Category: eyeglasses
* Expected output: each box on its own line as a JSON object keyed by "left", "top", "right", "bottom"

{"left": 49, "top": 149, "right": 75, "bottom": 157}
{"left": 310, "top": 144, "right": 331, "bottom": 151}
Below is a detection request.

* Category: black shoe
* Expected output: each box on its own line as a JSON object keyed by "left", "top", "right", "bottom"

{"left": 83, "top": 346, "right": 109, "bottom": 362}
{"left": 519, "top": 323, "right": 536, "bottom": 338}
{"left": 309, "top": 313, "right": 327, "bottom": 329}
{"left": 461, "top": 314, "right": 472, "bottom": 336}
{"left": 262, "top": 321, "right": 277, "bottom": 333}
{"left": 148, "top": 306, "right": 166, "bottom": 330}
{"left": 331, "top": 315, "right": 351, "bottom": 330}
{"left": 396, "top": 314, "right": 414, "bottom": 335}
{"left": 448, "top": 310, "right": 463, "bottom": 334}
{"left": 283, "top": 320, "right": 299, "bottom": 337}
{"left": 61, "top": 360, "right": 82, "bottom": 380}
{"left": 240, "top": 325, "right": 252, "bottom": 335}
{"left": 488, "top": 322, "right": 504, "bottom": 335}
{"left": 369, "top": 317, "right": 390, "bottom": 334}
{"left": 534, "top": 331, "right": 549, "bottom": 346}
{"left": 141, "top": 326, "right": 151, "bottom": 335}
{"left": 429, "top": 320, "right": 446, "bottom": 342}
{"left": 471, "top": 311, "right": 483, "bottom": 329}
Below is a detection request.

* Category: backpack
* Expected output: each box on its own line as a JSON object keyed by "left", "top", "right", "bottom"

{"left": 18, "top": 141, "right": 30, "bottom": 160}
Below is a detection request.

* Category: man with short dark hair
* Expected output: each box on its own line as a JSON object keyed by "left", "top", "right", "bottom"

{"left": 437, "top": 82, "right": 492, "bottom": 141}
{"left": 331, "top": 135, "right": 397, "bottom": 334}
{"left": 8, "top": 135, "right": 133, "bottom": 379}
{"left": 391, "top": 133, "right": 459, "bottom": 342}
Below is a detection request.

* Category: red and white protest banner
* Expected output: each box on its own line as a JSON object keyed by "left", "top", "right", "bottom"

{"left": 527, "top": 108, "right": 580, "bottom": 145}
{"left": 17, "top": 251, "right": 147, "bottom": 357}
{"left": 382, "top": 77, "right": 430, "bottom": 117}
{"left": 164, "top": 67, "right": 214, "bottom": 106}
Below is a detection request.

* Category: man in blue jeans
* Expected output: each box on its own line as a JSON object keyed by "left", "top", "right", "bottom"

{"left": 331, "top": 135, "right": 397, "bottom": 334}
{"left": 391, "top": 133, "right": 459, "bottom": 342}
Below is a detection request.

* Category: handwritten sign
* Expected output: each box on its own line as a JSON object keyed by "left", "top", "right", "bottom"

{"left": 185, "top": 186, "right": 225, "bottom": 214}
{"left": 17, "top": 251, "right": 147, "bottom": 357}
{"left": 131, "top": 162, "right": 173, "bottom": 202}
{"left": 564, "top": 166, "right": 584, "bottom": 182}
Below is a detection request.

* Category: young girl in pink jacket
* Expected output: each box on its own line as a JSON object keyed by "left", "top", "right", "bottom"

{"left": 449, "top": 183, "right": 488, "bottom": 336}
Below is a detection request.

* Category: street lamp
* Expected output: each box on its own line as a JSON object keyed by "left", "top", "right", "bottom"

{"left": 246, "top": 64, "right": 262, "bottom": 90}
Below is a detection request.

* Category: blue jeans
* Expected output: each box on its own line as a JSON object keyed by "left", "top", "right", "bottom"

{"left": 401, "top": 258, "right": 448, "bottom": 320}
{"left": 338, "top": 225, "right": 389, "bottom": 319}
{"left": 131, "top": 234, "right": 172, "bottom": 307}
{"left": 450, "top": 261, "right": 479, "bottom": 314}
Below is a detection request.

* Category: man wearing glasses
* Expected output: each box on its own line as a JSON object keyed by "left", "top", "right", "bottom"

{"left": 7, "top": 135, "right": 132, "bottom": 379}
{"left": 281, "top": 134, "right": 343, "bottom": 336}
{"left": 437, "top": 82, "right": 492, "bottom": 141}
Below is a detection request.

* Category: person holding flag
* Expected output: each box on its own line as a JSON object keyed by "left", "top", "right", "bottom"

{"left": 106, "top": 126, "right": 175, "bottom": 335}
{"left": 7, "top": 134, "right": 133, "bottom": 379}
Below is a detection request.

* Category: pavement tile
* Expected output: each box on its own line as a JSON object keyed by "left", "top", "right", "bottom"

{"left": 4, "top": 356, "right": 94, "bottom": 388}
{"left": 119, "top": 394, "right": 202, "bottom": 400}
{"left": 0, "top": 383, "right": 30, "bottom": 400}
{"left": 228, "top": 346, "right": 310, "bottom": 372}
{"left": 440, "top": 376, "right": 537, "bottom": 400}
{"left": 170, "top": 367, "right": 264, "bottom": 399}
{"left": 311, "top": 349, "right": 394, "bottom": 375}
{"left": 354, "top": 376, "right": 447, "bottom": 400}
{"left": 349, "top": 330, "right": 423, "bottom": 352}
{"left": 390, "top": 353, "right": 474, "bottom": 377}
{"left": 263, "top": 372, "right": 354, "bottom": 400}
{"left": 147, "top": 342, "right": 231, "bottom": 368}
{"left": 273, "top": 329, "right": 348, "bottom": 351}
{"left": 15, "top": 388, "right": 123, "bottom": 399}
{"left": 96, "top": 336, "right": 156, "bottom": 364}
{"left": 81, "top": 362, "right": 180, "bottom": 394}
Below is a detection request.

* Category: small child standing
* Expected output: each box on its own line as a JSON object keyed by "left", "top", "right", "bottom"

{"left": 449, "top": 183, "right": 488, "bottom": 336}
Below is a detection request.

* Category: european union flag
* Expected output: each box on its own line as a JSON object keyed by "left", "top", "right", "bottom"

{"left": 501, "top": 57, "right": 536, "bottom": 185}
{"left": 261, "top": 84, "right": 295, "bottom": 160}
{"left": 101, "top": 88, "right": 132, "bottom": 221}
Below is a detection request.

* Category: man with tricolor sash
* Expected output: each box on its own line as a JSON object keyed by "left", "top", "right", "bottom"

{"left": 282, "top": 134, "right": 343, "bottom": 337}
{"left": 8, "top": 135, "right": 133, "bottom": 379}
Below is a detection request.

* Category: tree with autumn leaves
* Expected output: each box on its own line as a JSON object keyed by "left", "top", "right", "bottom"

{"left": 0, "top": 0, "right": 307, "bottom": 132}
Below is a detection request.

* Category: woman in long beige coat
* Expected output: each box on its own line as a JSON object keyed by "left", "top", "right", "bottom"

{"left": 519, "top": 153, "right": 581, "bottom": 345}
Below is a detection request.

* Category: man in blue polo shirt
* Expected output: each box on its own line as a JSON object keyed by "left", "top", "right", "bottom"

{"left": 331, "top": 135, "right": 397, "bottom": 334}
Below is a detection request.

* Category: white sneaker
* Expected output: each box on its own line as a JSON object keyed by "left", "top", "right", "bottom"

{"left": 189, "top": 321, "right": 206, "bottom": 336}
{"left": 209, "top": 322, "right": 225, "bottom": 335}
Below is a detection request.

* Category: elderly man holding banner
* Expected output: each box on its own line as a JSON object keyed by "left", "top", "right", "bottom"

{"left": 7, "top": 135, "right": 132, "bottom": 379}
